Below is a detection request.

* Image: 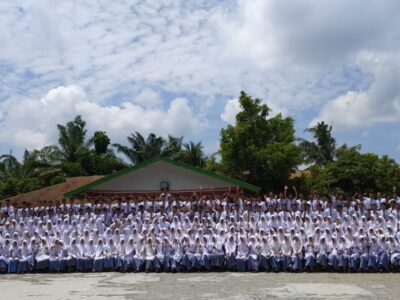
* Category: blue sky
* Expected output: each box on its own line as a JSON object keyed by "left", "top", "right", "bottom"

{"left": 1, "top": 0, "right": 400, "bottom": 162}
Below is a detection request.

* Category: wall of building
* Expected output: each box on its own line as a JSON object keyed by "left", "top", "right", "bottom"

{"left": 93, "top": 160, "right": 234, "bottom": 192}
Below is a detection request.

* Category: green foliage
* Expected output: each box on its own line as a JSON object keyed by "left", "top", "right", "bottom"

{"left": 299, "top": 121, "right": 336, "bottom": 166}
{"left": 181, "top": 141, "right": 207, "bottom": 168}
{"left": 113, "top": 132, "right": 169, "bottom": 164}
{"left": 92, "top": 131, "right": 111, "bottom": 155}
{"left": 54, "top": 117, "right": 124, "bottom": 177}
{"left": 113, "top": 132, "right": 206, "bottom": 167}
{"left": 60, "top": 161, "right": 87, "bottom": 177}
{"left": 56, "top": 115, "right": 87, "bottom": 162}
{"left": 49, "top": 176, "right": 66, "bottom": 186}
{"left": 204, "top": 154, "right": 221, "bottom": 173}
{"left": 0, "top": 116, "right": 128, "bottom": 199}
{"left": 0, "top": 177, "right": 43, "bottom": 199}
{"left": 375, "top": 155, "right": 400, "bottom": 193}
{"left": 219, "top": 91, "right": 302, "bottom": 192}
{"left": 327, "top": 145, "right": 400, "bottom": 194}
{"left": 300, "top": 165, "right": 335, "bottom": 195}
{"left": 302, "top": 144, "right": 400, "bottom": 196}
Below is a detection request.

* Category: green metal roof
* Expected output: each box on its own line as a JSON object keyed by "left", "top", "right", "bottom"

{"left": 64, "top": 156, "right": 261, "bottom": 197}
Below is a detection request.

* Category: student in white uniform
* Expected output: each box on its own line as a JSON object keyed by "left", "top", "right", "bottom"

{"left": 236, "top": 236, "right": 248, "bottom": 272}
{"left": 290, "top": 235, "right": 302, "bottom": 272}
{"left": 304, "top": 236, "right": 317, "bottom": 271}
{"left": 270, "top": 235, "right": 281, "bottom": 272}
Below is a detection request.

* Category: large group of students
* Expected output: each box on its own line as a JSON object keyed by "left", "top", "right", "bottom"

{"left": 1, "top": 187, "right": 400, "bottom": 274}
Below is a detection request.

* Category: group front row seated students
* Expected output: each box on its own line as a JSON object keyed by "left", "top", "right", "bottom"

{"left": 1, "top": 229, "right": 399, "bottom": 273}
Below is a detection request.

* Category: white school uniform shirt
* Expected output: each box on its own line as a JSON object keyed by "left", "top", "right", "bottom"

{"left": 362, "top": 197, "right": 371, "bottom": 210}
{"left": 290, "top": 210, "right": 302, "bottom": 219}
{"left": 247, "top": 242, "right": 259, "bottom": 259}
{"left": 69, "top": 244, "right": 81, "bottom": 258}
{"left": 343, "top": 206, "right": 356, "bottom": 217}
{"left": 265, "top": 212, "right": 276, "bottom": 222}
{"left": 279, "top": 210, "right": 291, "bottom": 222}
{"left": 145, "top": 243, "right": 155, "bottom": 260}
{"left": 324, "top": 208, "right": 337, "bottom": 221}
{"left": 49, "top": 245, "right": 62, "bottom": 259}
{"left": 292, "top": 238, "right": 302, "bottom": 256}
{"left": 304, "top": 241, "right": 316, "bottom": 257}
{"left": 225, "top": 240, "right": 237, "bottom": 256}
{"left": 318, "top": 240, "right": 329, "bottom": 255}
{"left": 265, "top": 197, "right": 277, "bottom": 209}
{"left": 329, "top": 242, "right": 338, "bottom": 255}
{"left": 295, "top": 199, "right": 304, "bottom": 212}
{"left": 311, "top": 199, "right": 321, "bottom": 211}
{"left": 369, "top": 240, "right": 380, "bottom": 255}
{"left": 132, "top": 241, "right": 144, "bottom": 259}
{"left": 236, "top": 242, "right": 248, "bottom": 258}
{"left": 172, "top": 242, "right": 183, "bottom": 261}
{"left": 85, "top": 243, "right": 96, "bottom": 258}
{"left": 258, "top": 201, "right": 267, "bottom": 212}
{"left": 282, "top": 238, "right": 292, "bottom": 256}
{"left": 270, "top": 238, "right": 281, "bottom": 256}
{"left": 1, "top": 244, "right": 11, "bottom": 258}
{"left": 260, "top": 240, "right": 270, "bottom": 257}
{"left": 20, "top": 245, "right": 31, "bottom": 259}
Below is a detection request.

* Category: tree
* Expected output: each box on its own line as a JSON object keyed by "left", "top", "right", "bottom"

{"left": 0, "top": 150, "right": 59, "bottom": 199}
{"left": 163, "top": 135, "right": 184, "bottom": 160}
{"left": 113, "top": 132, "right": 184, "bottom": 164}
{"left": 0, "top": 177, "right": 42, "bottom": 199}
{"left": 113, "top": 132, "right": 162, "bottom": 164}
{"left": 327, "top": 145, "right": 378, "bottom": 194}
{"left": 326, "top": 145, "right": 400, "bottom": 195}
{"left": 53, "top": 117, "right": 124, "bottom": 176}
{"left": 374, "top": 155, "right": 400, "bottom": 193}
{"left": 181, "top": 141, "right": 206, "bottom": 167}
{"left": 299, "top": 121, "right": 336, "bottom": 166}
{"left": 204, "top": 153, "right": 221, "bottom": 173}
{"left": 219, "top": 91, "right": 302, "bottom": 192}
{"left": 91, "top": 131, "right": 111, "bottom": 155}
{"left": 56, "top": 115, "right": 88, "bottom": 163}
{"left": 0, "top": 150, "right": 54, "bottom": 180}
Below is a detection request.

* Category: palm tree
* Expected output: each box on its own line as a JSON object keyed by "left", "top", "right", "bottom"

{"left": 0, "top": 149, "right": 58, "bottom": 181}
{"left": 113, "top": 132, "right": 184, "bottom": 164}
{"left": 163, "top": 135, "right": 183, "bottom": 160}
{"left": 0, "top": 154, "right": 21, "bottom": 180}
{"left": 181, "top": 141, "right": 206, "bottom": 167}
{"left": 31, "top": 146, "right": 63, "bottom": 180}
{"left": 55, "top": 115, "right": 88, "bottom": 162}
{"left": 298, "top": 121, "right": 336, "bottom": 167}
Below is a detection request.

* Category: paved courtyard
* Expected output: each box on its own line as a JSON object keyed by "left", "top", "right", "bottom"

{"left": 0, "top": 272, "right": 398, "bottom": 300}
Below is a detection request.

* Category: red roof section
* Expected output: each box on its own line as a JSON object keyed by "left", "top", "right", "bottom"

{"left": 2, "top": 176, "right": 103, "bottom": 206}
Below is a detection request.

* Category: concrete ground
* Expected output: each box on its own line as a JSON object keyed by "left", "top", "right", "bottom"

{"left": 0, "top": 272, "right": 398, "bottom": 300}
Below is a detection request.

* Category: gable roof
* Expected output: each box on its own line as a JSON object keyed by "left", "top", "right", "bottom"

{"left": 64, "top": 157, "right": 260, "bottom": 197}
{"left": 2, "top": 176, "right": 103, "bottom": 206}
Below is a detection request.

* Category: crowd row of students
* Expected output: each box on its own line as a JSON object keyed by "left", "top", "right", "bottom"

{"left": 1, "top": 190, "right": 400, "bottom": 273}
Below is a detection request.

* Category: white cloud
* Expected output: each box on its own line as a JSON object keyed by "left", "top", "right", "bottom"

{"left": 14, "top": 129, "right": 50, "bottom": 150}
{"left": 220, "top": 98, "right": 240, "bottom": 125}
{"left": 4, "top": 0, "right": 395, "bottom": 114}
{"left": 0, "top": 85, "right": 203, "bottom": 150}
{"left": 310, "top": 53, "right": 400, "bottom": 129}
{"left": 219, "top": 0, "right": 400, "bottom": 69}
{"left": 134, "top": 88, "right": 162, "bottom": 108}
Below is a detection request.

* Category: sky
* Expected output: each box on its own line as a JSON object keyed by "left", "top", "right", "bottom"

{"left": 1, "top": 0, "right": 400, "bottom": 162}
